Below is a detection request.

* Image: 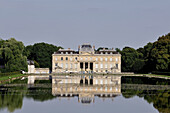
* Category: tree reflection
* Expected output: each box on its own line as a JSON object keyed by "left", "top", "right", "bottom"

{"left": 122, "top": 89, "right": 170, "bottom": 113}
{"left": 0, "top": 76, "right": 169, "bottom": 113}
{"left": 0, "top": 86, "right": 25, "bottom": 112}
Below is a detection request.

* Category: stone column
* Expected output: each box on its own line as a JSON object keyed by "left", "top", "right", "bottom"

{"left": 83, "top": 62, "right": 85, "bottom": 72}
{"left": 93, "top": 62, "right": 95, "bottom": 73}
{"left": 88, "top": 62, "right": 90, "bottom": 73}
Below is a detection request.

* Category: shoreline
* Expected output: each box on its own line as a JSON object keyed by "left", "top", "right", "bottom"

{"left": 0, "top": 73, "right": 169, "bottom": 84}
{"left": 0, "top": 74, "right": 28, "bottom": 84}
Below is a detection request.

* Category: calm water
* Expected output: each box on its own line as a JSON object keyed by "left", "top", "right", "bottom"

{"left": 0, "top": 75, "right": 170, "bottom": 113}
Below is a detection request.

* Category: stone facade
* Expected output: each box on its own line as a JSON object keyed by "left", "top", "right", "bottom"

{"left": 52, "top": 44, "right": 121, "bottom": 74}
{"left": 27, "top": 60, "right": 49, "bottom": 74}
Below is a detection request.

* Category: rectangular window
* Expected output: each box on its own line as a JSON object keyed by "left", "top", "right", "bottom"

{"left": 110, "top": 64, "right": 113, "bottom": 68}
{"left": 70, "top": 57, "right": 72, "bottom": 61}
{"left": 66, "top": 63, "right": 68, "bottom": 68}
{"left": 61, "top": 63, "right": 63, "bottom": 68}
{"left": 105, "top": 58, "right": 107, "bottom": 61}
{"left": 96, "top": 58, "right": 98, "bottom": 61}
{"left": 105, "top": 64, "right": 107, "bottom": 68}
{"left": 61, "top": 57, "right": 63, "bottom": 60}
{"left": 100, "top": 58, "right": 103, "bottom": 61}
{"left": 55, "top": 63, "right": 58, "bottom": 67}
{"left": 116, "top": 64, "right": 118, "bottom": 69}
{"left": 55, "top": 58, "right": 57, "bottom": 61}
{"left": 100, "top": 64, "right": 103, "bottom": 68}
{"left": 110, "top": 58, "right": 112, "bottom": 61}
{"left": 116, "top": 58, "right": 118, "bottom": 62}
{"left": 95, "top": 64, "right": 98, "bottom": 68}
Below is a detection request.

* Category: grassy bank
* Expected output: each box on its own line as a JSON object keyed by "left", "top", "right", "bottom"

{"left": 0, "top": 74, "right": 26, "bottom": 82}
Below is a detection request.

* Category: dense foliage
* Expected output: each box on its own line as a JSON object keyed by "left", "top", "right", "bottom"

{"left": 0, "top": 33, "right": 169, "bottom": 73}
{"left": 24, "top": 42, "right": 62, "bottom": 70}
{"left": 0, "top": 38, "right": 27, "bottom": 72}
{"left": 119, "top": 33, "right": 170, "bottom": 73}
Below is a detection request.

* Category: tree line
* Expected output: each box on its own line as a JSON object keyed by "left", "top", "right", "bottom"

{"left": 0, "top": 33, "right": 169, "bottom": 73}
{"left": 119, "top": 33, "right": 170, "bottom": 73}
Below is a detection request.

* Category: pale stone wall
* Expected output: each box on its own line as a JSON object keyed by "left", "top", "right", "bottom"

{"left": 28, "top": 65, "right": 49, "bottom": 74}
{"left": 52, "top": 53, "right": 121, "bottom": 74}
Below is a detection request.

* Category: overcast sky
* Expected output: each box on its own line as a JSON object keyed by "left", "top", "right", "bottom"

{"left": 0, "top": 0, "right": 170, "bottom": 50}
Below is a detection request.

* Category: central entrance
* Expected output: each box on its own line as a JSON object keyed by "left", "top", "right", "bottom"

{"left": 80, "top": 62, "right": 93, "bottom": 72}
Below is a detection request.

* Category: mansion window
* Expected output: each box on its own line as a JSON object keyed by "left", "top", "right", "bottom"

{"left": 80, "top": 58, "right": 83, "bottom": 60}
{"left": 100, "top": 64, "right": 103, "bottom": 68}
{"left": 56, "top": 58, "right": 57, "bottom": 61}
{"left": 110, "top": 58, "right": 112, "bottom": 61}
{"left": 55, "top": 63, "right": 58, "bottom": 67}
{"left": 70, "top": 57, "right": 72, "bottom": 61}
{"left": 100, "top": 58, "right": 103, "bottom": 61}
{"left": 66, "top": 57, "right": 68, "bottom": 60}
{"left": 61, "top": 57, "right": 63, "bottom": 60}
{"left": 105, "top": 58, "right": 108, "bottom": 61}
{"left": 66, "top": 52, "right": 68, "bottom": 54}
{"left": 95, "top": 64, "right": 98, "bottom": 68}
{"left": 60, "top": 63, "right": 63, "bottom": 68}
{"left": 75, "top": 64, "right": 77, "bottom": 69}
{"left": 105, "top": 64, "right": 108, "bottom": 69}
{"left": 116, "top": 58, "right": 118, "bottom": 62}
{"left": 96, "top": 58, "right": 98, "bottom": 61}
{"left": 105, "top": 80, "right": 107, "bottom": 84}
{"left": 116, "top": 64, "right": 118, "bottom": 69}
{"left": 110, "top": 64, "right": 113, "bottom": 68}
{"left": 75, "top": 57, "right": 77, "bottom": 60}
{"left": 90, "top": 57, "right": 92, "bottom": 61}
{"left": 85, "top": 57, "right": 87, "bottom": 61}
{"left": 65, "top": 63, "right": 68, "bottom": 68}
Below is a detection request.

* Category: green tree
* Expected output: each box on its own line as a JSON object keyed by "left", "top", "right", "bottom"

{"left": 25, "top": 43, "right": 62, "bottom": 70}
{"left": 0, "top": 38, "right": 27, "bottom": 72}
{"left": 150, "top": 34, "right": 170, "bottom": 71}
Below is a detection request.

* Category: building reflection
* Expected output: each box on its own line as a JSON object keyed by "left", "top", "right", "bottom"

{"left": 52, "top": 75, "right": 121, "bottom": 104}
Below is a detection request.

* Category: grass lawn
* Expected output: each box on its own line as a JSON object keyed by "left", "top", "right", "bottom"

{"left": 144, "top": 74, "right": 170, "bottom": 78}
{"left": 0, "top": 74, "right": 26, "bottom": 81}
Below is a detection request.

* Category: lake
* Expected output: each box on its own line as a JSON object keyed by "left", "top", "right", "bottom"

{"left": 0, "top": 75, "right": 170, "bottom": 113}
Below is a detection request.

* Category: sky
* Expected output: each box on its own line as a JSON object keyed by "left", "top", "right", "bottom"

{"left": 0, "top": 0, "right": 170, "bottom": 50}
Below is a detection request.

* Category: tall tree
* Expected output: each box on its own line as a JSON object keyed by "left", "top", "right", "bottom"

{"left": 0, "top": 38, "right": 27, "bottom": 72}
{"left": 25, "top": 43, "right": 62, "bottom": 70}
{"left": 150, "top": 33, "right": 170, "bottom": 71}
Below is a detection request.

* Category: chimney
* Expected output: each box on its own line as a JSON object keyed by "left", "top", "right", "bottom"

{"left": 78, "top": 45, "right": 80, "bottom": 50}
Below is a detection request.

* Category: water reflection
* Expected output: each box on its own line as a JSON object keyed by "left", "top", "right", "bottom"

{"left": 0, "top": 75, "right": 170, "bottom": 113}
